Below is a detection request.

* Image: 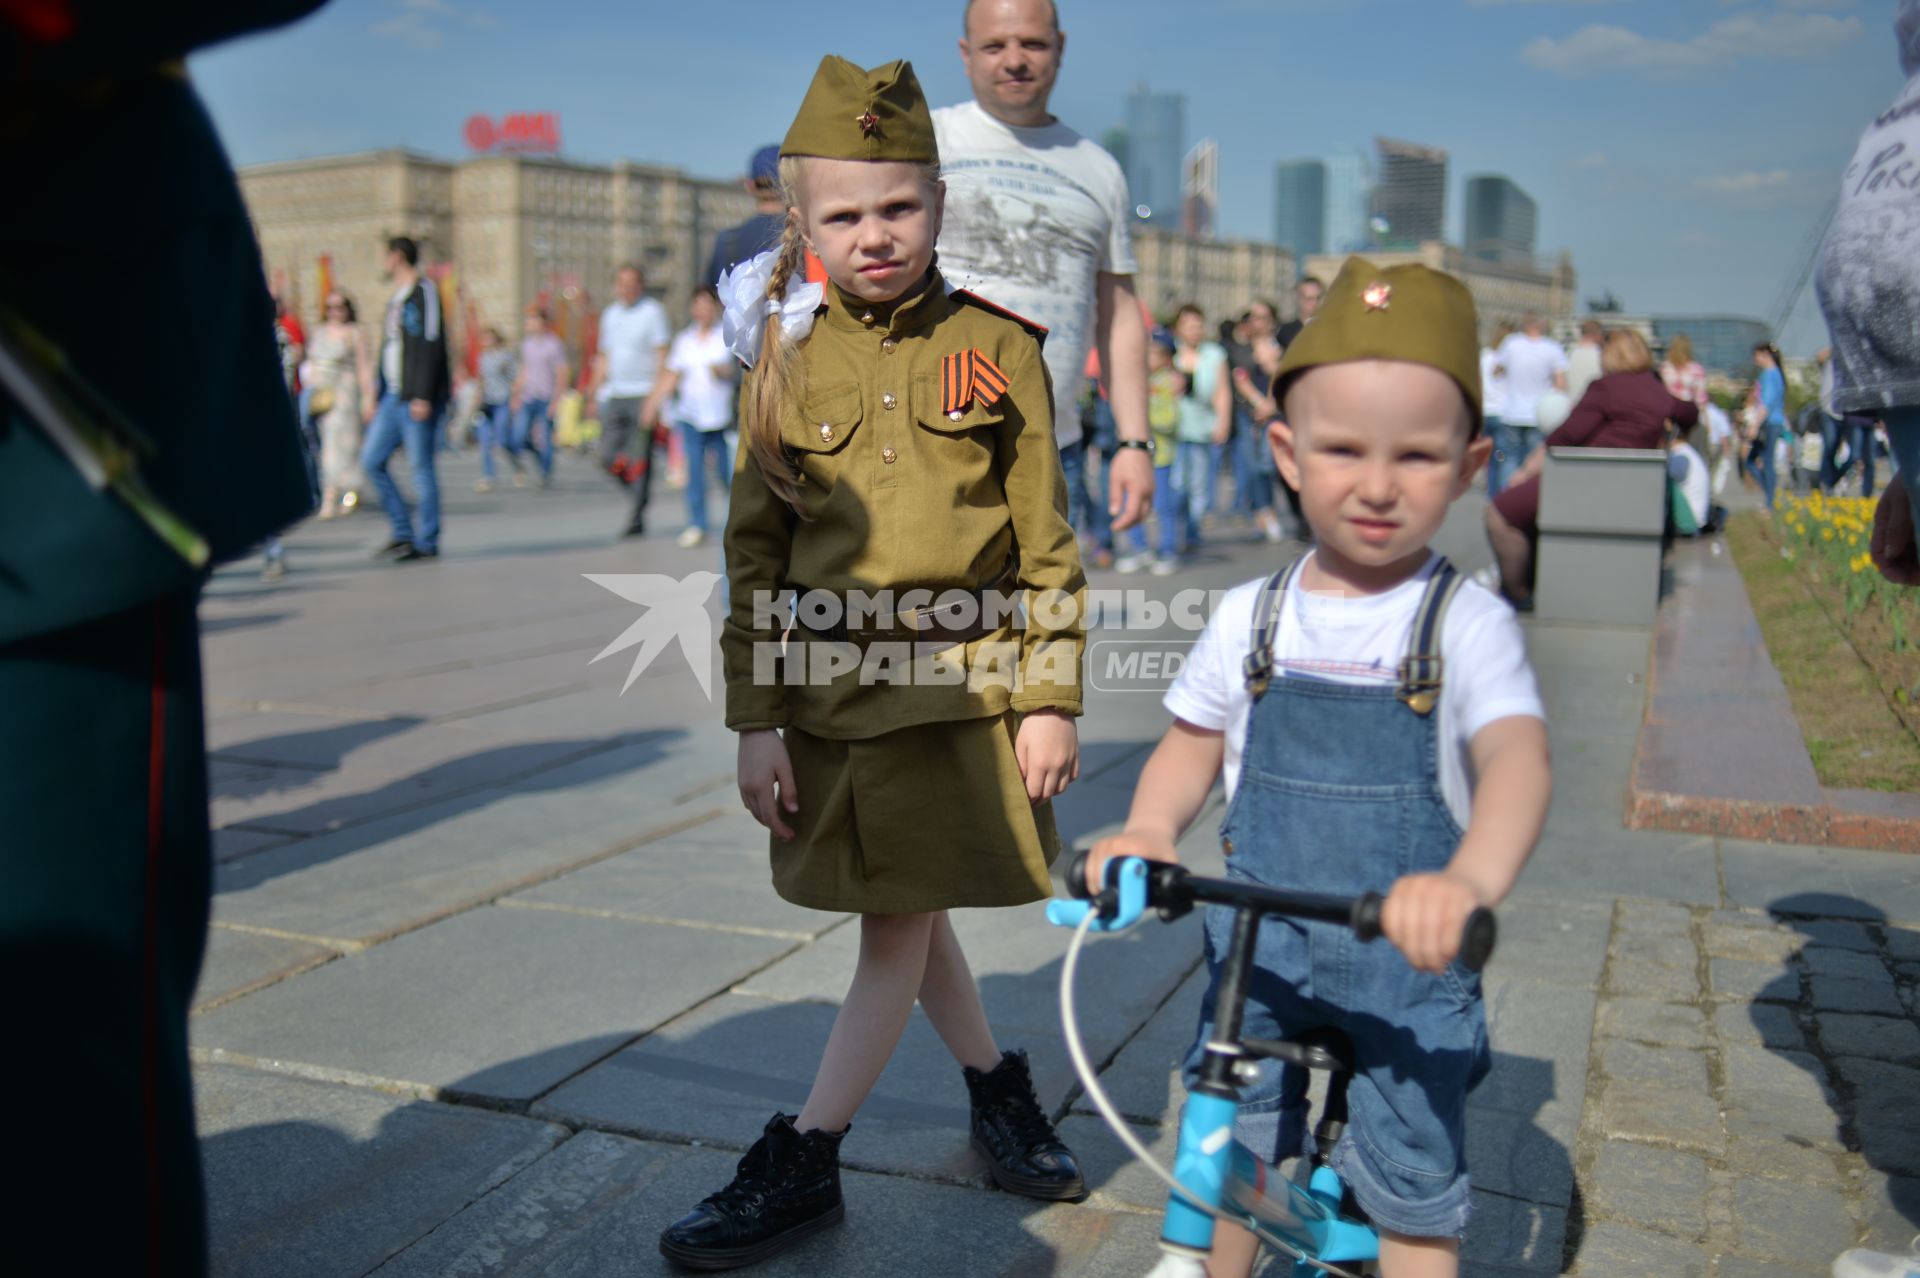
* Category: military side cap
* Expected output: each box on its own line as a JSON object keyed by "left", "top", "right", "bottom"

{"left": 1274, "top": 259, "right": 1483, "bottom": 431}
{"left": 781, "top": 57, "right": 938, "bottom": 165}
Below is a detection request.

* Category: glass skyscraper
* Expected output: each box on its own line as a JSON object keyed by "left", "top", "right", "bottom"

{"left": 1463, "top": 176, "right": 1538, "bottom": 266}
{"left": 1371, "top": 137, "right": 1448, "bottom": 247}
{"left": 1124, "top": 85, "right": 1185, "bottom": 226}
{"left": 1274, "top": 160, "right": 1327, "bottom": 260}
{"left": 1324, "top": 147, "right": 1373, "bottom": 254}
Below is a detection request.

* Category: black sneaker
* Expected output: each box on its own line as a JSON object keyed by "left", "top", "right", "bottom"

{"left": 394, "top": 546, "right": 438, "bottom": 562}
{"left": 373, "top": 539, "right": 412, "bottom": 559}
{"left": 963, "top": 1049, "right": 1085, "bottom": 1200}
{"left": 659, "top": 1113, "right": 846, "bottom": 1271}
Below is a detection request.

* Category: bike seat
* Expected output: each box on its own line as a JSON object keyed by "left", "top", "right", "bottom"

{"left": 1242, "top": 1027, "right": 1356, "bottom": 1076}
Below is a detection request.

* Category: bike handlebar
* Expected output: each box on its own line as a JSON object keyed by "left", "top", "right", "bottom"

{"left": 1052, "top": 851, "right": 1497, "bottom": 973}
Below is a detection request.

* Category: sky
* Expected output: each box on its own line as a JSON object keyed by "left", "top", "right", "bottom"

{"left": 190, "top": 0, "right": 1913, "bottom": 356}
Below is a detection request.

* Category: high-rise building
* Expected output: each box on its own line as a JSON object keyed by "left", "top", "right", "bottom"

{"left": 1463, "top": 175, "right": 1538, "bottom": 266}
{"left": 1324, "top": 147, "right": 1373, "bottom": 254}
{"left": 1370, "top": 137, "right": 1448, "bottom": 247}
{"left": 1183, "top": 140, "right": 1219, "bottom": 239}
{"left": 1273, "top": 160, "right": 1326, "bottom": 260}
{"left": 1100, "top": 127, "right": 1130, "bottom": 177}
{"left": 1124, "top": 85, "right": 1185, "bottom": 225}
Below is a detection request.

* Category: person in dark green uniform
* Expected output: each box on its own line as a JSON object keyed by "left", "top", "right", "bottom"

{"left": 1, "top": 4, "right": 323, "bottom": 1271}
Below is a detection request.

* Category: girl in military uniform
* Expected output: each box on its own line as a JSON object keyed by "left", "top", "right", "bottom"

{"left": 659, "top": 56, "right": 1088, "bottom": 1270}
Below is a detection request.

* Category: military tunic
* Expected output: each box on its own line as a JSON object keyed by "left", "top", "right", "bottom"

{"left": 1, "top": 7, "right": 321, "bottom": 1271}
{"left": 721, "top": 269, "right": 1087, "bottom": 912}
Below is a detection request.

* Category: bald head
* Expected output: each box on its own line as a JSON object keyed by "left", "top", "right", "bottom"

{"left": 964, "top": 0, "right": 1058, "bottom": 35}
{"left": 960, "top": 0, "right": 1066, "bottom": 128}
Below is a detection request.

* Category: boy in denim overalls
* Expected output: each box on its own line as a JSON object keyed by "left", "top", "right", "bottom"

{"left": 1088, "top": 261, "right": 1553, "bottom": 1278}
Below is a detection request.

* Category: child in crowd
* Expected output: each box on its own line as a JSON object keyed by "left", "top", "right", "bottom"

{"left": 1087, "top": 261, "right": 1553, "bottom": 1278}
{"left": 661, "top": 56, "right": 1087, "bottom": 1271}
{"left": 1116, "top": 328, "right": 1186, "bottom": 574}
{"left": 473, "top": 326, "right": 516, "bottom": 492}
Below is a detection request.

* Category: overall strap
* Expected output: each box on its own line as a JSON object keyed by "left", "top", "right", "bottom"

{"left": 1242, "top": 557, "right": 1303, "bottom": 699}
{"left": 1397, "top": 557, "right": 1463, "bottom": 716}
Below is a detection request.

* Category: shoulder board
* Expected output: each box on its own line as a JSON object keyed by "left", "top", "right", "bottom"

{"left": 950, "top": 290, "right": 1048, "bottom": 348}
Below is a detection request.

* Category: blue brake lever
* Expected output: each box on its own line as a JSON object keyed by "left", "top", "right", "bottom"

{"left": 1045, "top": 856, "right": 1150, "bottom": 933}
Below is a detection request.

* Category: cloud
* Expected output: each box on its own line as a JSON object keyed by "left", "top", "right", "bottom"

{"left": 1468, "top": 0, "right": 1628, "bottom": 6}
{"left": 370, "top": 0, "right": 495, "bottom": 51}
{"left": 1522, "top": 9, "right": 1863, "bottom": 77}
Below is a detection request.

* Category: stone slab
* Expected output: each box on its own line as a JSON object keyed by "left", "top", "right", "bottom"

{"left": 1728, "top": 1177, "right": 1857, "bottom": 1268}
{"left": 1803, "top": 946, "right": 1892, "bottom": 980}
{"left": 1710, "top": 958, "right": 1799, "bottom": 1004}
{"left": 1723, "top": 843, "right": 1920, "bottom": 926}
{"left": 194, "top": 906, "right": 793, "bottom": 1102}
{"left": 1818, "top": 1013, "right": 1920, "bottom": 1066}
{"left": 194, "top": 926, "right": 338, "bottom": 1011}
{"left": 1809, "top": 973, "right": 1906, "bottom": 1016}
{"left": 1068, "top": 965, "right": 1208, "bottom": 1123}
{"left": 1719, "top": 1043, "right": 1832, "bottom": 1107}
{"left": 1594, "top": 998, "right": 1710, "bottom": 1049}
{"left": 1606, "top": 954, "right": 1702, "bottom": 1002}
{"left": 1461, "top": 1191, "right": 1568, "bottom": 1273}
{"left": 213, "top": 758, "right": 728, "bottom": 946}
{"left": 1713, "top": 1001, "right": 1806, "bottom": 1052}
{"left": 1701, "top": 915, "right": 1799, "bottom": 964}
{"left": 506, "top": 838, "right": 842, "bottom": 939}
{"left": 1480, "top": 900, "right": 1614, "bottom": 989}
{"left": 198, "top": 1064, "right": 565, "bottom": 1278}
{"left": 1583, "top": 1139, "right": 1710, "bottom": 1240}
{"left": 1567, "top": 1220, "right": 1711, "bottom": 1275}
{"left": 1466, "top": 1108, "right": 1576, "bottom": 1210}
{"left": 538, "top": 991, "right": 1085, "bottom": 1187}
{"left": 1856, "top": 1173, "right": 1920, "bottom": 1250}
{"left": 1888, "top": 927, "right": 1920, "bottom": 962}
{"left": 1834, "top": 1057, "right": 1920, "bottom": 1176}
{"left": 733, "top": 905, "right": 1203, "bottom": 1062}
{"left": 1509, "top": 828, "right": 1721, "bottom": 907}
{"left": 367, "top": 1129, "right": 1167, "bottom": 1278}
{"left": 1791, "top": 918, "right": 1881, "bottom": 952}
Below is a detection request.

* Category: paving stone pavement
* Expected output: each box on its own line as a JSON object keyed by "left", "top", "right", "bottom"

{"left": 190, "top": 454, "right": 1920, "bottom": 1275}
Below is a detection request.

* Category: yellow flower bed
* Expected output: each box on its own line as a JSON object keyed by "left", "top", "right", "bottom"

{"left": 1774, "top": 494, "right": 1918, "bottom": 655}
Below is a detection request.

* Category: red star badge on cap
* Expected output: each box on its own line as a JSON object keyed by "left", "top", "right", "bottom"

{"left": 855, "top": 111, "right": 880, "bottom": 137}
{"left": 1363, "top": 282, "right": 1392, "bottom": 311}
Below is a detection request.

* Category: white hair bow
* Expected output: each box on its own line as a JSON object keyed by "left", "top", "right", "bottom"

{"left": 720, "top": 249, "right": 823, "bottom": 368}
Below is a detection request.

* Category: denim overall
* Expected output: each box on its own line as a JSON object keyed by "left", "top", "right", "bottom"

{"left": 1184, "top": 556, "right": 1491, "bottom": 1239}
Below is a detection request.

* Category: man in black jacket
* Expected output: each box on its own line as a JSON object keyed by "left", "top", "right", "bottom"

{"left": 363, "top": 235, "right": 451, "bottom": 561}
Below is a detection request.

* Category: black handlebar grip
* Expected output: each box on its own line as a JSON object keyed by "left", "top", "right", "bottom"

{"left": 1350, "top": 892, "right": 1384, "bottom": 942}
{"left": 1066, "top": 849, "right": 1095, "bottom": 900}
{"left": 1460, "top": 907, "right": 1498, "bottom": 972}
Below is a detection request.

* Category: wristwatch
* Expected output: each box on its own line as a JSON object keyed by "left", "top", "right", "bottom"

{"left": 1114, "top": 439, "right": 1152, "bottom": 453}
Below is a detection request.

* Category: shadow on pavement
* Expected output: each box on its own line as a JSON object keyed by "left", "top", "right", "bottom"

{"left": 1757, "top": 891, "right": 1920, "bottom": 1247}
{"left": 216, "top": 729, "right": 684, "bottom": 891}
{"left": 201, "top": 939, "right": 1571, "bottom": 1275}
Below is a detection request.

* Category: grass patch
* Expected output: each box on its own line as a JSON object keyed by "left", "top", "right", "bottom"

{"left": 1727, "top": 512, "right": 1920, "bottom": 792}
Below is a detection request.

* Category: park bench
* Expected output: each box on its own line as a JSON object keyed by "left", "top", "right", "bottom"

{"left": 1534, "top": 446, "right": 1670, "bottom": 626}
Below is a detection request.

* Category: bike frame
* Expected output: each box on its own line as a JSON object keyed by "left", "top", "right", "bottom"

{"left": 1050, "top": 857, "right": 1494, "bottom": 1277}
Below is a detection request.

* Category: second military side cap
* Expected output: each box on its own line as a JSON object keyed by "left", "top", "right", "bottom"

{"left": 1273, "top": 258, "right": 1484, "bottom": 432}
{"left": 781, "top": 56, "right": 938, "bottom": 165}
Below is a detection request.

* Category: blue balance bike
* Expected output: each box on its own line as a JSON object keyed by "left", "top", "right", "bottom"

{"left": 1048, "top": 855, "right": 1497, "bottom": 1277}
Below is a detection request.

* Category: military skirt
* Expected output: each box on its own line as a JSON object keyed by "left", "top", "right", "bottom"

{"left": 774, "top": 711, "right": 1060, "bottom": 914}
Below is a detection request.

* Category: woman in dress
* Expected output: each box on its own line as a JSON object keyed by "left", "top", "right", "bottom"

{"left": 308, "top": 291, "right": 373, "bottom": 518}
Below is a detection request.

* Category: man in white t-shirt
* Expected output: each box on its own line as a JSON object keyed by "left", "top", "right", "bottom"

{"left": 1565, "top": 319, "right": 1603, "bottom": 406}
{"left": 590, "top": 264, "right": 672, "bottom": 538}
{"left": 1492, "top": 313, "right": 1568, "bottom": 485}
{"left": 934, "top": 0, "right": 1154, "bottom": 538}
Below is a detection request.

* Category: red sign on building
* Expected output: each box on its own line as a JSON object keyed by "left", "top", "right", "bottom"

{"left": 464, "top": 113, "right": 562, "bottom": 155}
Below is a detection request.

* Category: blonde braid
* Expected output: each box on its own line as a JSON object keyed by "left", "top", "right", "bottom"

{"left": 741, "top": 161, "right": 812, "bottom": 517}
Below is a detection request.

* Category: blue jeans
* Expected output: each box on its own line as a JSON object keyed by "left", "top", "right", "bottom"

{"left": 1829, "top": 415, "right": 1879, "bottom": 499}
{"left": 1484, "top": 417, "right": 1516, "bottom": 496}
{"left": 1061, "top": 437, "right": 1091, "bottom": 542}
{"left": 362, "top": 392, "right": 443, "bottom": 553}
{"left": 476, "top": 402, "right": 510, "bottom": 480}
{"left": 1175, "top": 440, "right": 1210, "bottom": 545}
{"left": 1753, "top": 420, "right": 1784, "bottom": 510}
{"left": 1206, "top": 440, "right": 1228, "bottom": 518}
{"left": 1185, "top": 574, "right": 1488, "bottom": 1238}
{"left": 509, "top": 397, "right": 554, "bottom": 476}
{"left": 1231, "top": 412, "right": 1273, "bottom": 513}
{"left": 1130, "top": 460, "right": 1184, "bottom": 558}
{"left": 677, "top": 422, "right": 733, "bottom": 533}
